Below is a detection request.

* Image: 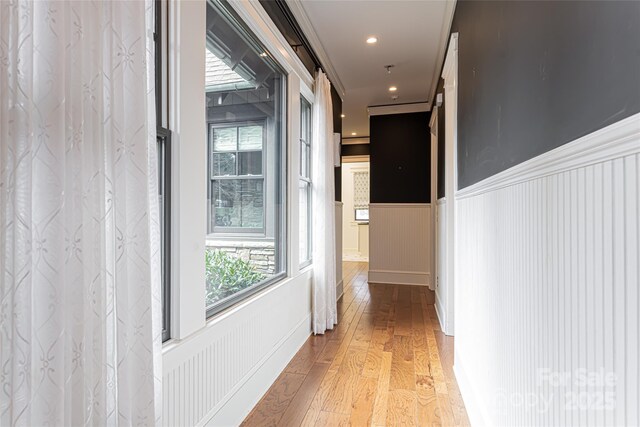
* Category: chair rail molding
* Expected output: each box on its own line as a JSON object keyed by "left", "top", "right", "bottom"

{"left": 453, "top": 112, "right": 640, "bottom": 427}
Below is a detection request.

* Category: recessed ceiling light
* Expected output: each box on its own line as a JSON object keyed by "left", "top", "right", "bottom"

{"left": 389, "top": 86, "right": 397, "bottom": 92}
{"left": 366, "top": 36, "right": 378, "bottom": 44}
{"left": 259, "top": 52, "right": 268, "bottom": 57}
{"left": 351, "top": 132, "right": 357, "bottom": 136}
{"left": 341, "top": 114, "right": 345, "bottom": 118}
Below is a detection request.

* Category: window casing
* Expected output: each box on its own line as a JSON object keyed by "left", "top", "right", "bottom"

{"left": 299, "top": 97, "right": 312, "bottom": 266}
{"left": 204, "top": 0, "right": 287, "bottom": 318}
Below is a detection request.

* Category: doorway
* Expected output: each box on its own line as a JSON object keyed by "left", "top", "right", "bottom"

{"left": 341, "top": 158, "right": 370, "bottom": 262}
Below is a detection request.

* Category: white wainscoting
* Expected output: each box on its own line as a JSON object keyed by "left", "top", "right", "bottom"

{"left": 369, "top": 203, "right": 432, "bottom": 286}
{"left": 162, "top": 270, "right": 312, "bottom": 426}
{"left": 435, "top": 198, "right": 451, "bottom": 334}
{"left": 454, "top": 113, "right": 640, "bottom": 426}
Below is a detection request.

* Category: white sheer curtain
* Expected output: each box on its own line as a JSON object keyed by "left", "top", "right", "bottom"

{"left": 0, "top": 1, "right": 162, "bottom": 425}
{"left": 311, "top": 71, "right": 337, "bottom": 334}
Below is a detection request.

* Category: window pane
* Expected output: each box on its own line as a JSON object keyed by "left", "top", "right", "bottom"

{"left": 300, "top": 144, "right": 310, "bottom": 178}
{"left": 205, "top": 0, "right": 286, "bottom": 317}
{"left": 213, "top": 127, "right": 237, "bottom": 151}
{"left": 238, "top": 125, "right": 263, "bottom": 150}
{"left": 212, "top": 152, "right": 236, "bottom": 176}
{"left": 238, "top": 151, "right": 262, "bottom": 176}
{"left": 299, "top": 181, "right": 310, "bottom": 263}
{"left": 211, "top": 179, "right": 263, "bottom": 229}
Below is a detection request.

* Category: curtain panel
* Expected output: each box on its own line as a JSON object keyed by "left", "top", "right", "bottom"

{"left": 0, "top": 1, "right": 162, "bottom": 425}
{"left": 311, "top": 71, "right": 337, "bottom": 334}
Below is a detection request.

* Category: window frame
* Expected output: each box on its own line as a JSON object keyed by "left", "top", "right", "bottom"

{"left": 155, "top": 0, "right": 172, "bottom": 343}
{"left": 299, "top": 96, "right": 312, "bottom": 267}
{"left": 204, "top": 0, "right": 289, "bottom": 319}
{"left": 157, "top": 128, "right": 172, "bottom": 343}
{"left": 208, "top": 120, "right": 268, "bottom": 235}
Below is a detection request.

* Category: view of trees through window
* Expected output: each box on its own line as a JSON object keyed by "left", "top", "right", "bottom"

{"left": 205, "top": 0, "right": 286, "bottom": 316}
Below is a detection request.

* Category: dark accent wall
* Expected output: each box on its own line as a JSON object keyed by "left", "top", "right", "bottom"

{"left": 451, "top": 0, "right": 640, "bottom": 189}
{"left": 342, "top": 143, "right": 370, "bottom": 157}
{"left": 332, "top": 85, "right": 343, "bottom": 201}
{"left": 370, "top": 112, "right": 431, "bottom": 203}
{"left": 436, "top": 78, "right": 446, "bottom": 199}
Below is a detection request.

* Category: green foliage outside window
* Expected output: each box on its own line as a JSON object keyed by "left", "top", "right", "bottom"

{"left": 205, "top": 249, "right": 266, "bottom": 306}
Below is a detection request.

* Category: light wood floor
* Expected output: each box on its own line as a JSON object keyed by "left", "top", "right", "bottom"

{"left": 242, "top": 261, "right": 470, "bottom": 427}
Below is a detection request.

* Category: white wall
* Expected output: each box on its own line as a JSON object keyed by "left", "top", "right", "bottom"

{"left": 341, "top": 161, "right": 369, "bottom": 261}
{"left": 454, "top": 114, "right": 640, "bottom": 426}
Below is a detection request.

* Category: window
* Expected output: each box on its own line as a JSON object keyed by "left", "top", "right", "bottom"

{"left": 209, "top": 122, "right": 265, "bottom": 233}
{"left": 157, "top": 128, "right": 171, "bottom": 342}
{"left": 353, "top": 170, "right": 369, "bottom": 223}
{"left": 299, "top": 97, "right": 312, "bottom": 265}
{"left": 204, "top": 0, "right": 286, "bottom": 317}
{"left": 154, "top": 0, "right": 171, "bottom": 343}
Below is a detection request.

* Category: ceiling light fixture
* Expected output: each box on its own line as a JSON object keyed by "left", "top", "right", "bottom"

{"left": 341, "top": 114, "right": 345, "bottom": 118}
{"left": 259, "top": 52, "right": 268, "bottom": 57}
{"left": 351, "top": 132, "right": 357, "bottom": 136}
{"left": 385, "top": 65, "right": 394, "bottom": 74}
{"left": 389, "top": 86, "right": 397, "bottom": 92}
{"left": 366, "top": 36, "right": 378, "bottom": 44}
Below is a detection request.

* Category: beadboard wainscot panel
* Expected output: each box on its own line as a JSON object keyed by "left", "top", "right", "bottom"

{"left": 454, "top": 113, "right": 640, "bottom": 426}
{"left": 369, "top": 203, "right": 432, "bottom": 286}
{"left": 435, "top": 198, "right": 450, "bottom": 333}
{"left": 162, "top": 270, "right": 312, "bottom": 426}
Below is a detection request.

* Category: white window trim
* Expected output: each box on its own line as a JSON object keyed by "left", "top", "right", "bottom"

{"left": 299, "top": 96, "right": 313, "bottom": 268}
{"left": 165, "top": 0, "right": 315, "bottom": 342}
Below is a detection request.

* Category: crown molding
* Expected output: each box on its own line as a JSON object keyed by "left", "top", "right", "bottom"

{"left": 285, "top": 0, "right": 346, "bottom": 99}
{"left": 368, "top": 102, "right": 431, "bottom": 116}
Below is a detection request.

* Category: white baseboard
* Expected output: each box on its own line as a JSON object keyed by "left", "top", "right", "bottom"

{"left": 368, "top": 269, "right": 430, "bottom": 286}
{"left": 435, "top": 291, "right": 450, "bottom": 335}
{"left": 454, "top": 360, "right": 489, "bottom": 427}
{"left": 203, "top": 314, "right": 311, "bottom": 426}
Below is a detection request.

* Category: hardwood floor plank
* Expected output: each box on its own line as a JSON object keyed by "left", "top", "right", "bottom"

{"left": 348, "top": 376, "right": 378, "bottom": 426}
{"left": 390, "top": 335, "right": 415, "bottom": 391}
{"left": 242, "top": 372, "right": 306, "bottom": 427}
{"left": 300, "top": 368, "right": 340, "bottom": 426}
{"left": 371, "top": 351, "right": 393, "bottom": 426}
{"left": 285, "top": 334, "right": 328, "bottom": 375}
{"left": 314, "top": 411, "right": 350, "bottom": 427}
{"left": 278, "top": 362, "right": 330, "bottom": 427}
{"left": 321, "top": 346, "right": 367, "bottom": 414}
{"left": 386, "top": 389, "right": 417, "bottom": 426}
{"left": 416, "top": 373, "right": 441, "bottom": 427}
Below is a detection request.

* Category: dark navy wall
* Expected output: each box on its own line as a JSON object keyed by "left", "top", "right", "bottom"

{"left": 450, "top": 1, "right": 640, "bottom": 189}
{"left": 370, "top": 112, "right": 431, "bottom": 203}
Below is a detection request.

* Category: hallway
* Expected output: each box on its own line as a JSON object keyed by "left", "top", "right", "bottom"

{"left": 242, "top": 262, "right": 470, "bottom": 426}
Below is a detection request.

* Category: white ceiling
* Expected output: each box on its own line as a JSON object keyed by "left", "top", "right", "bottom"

{"left": 289, "top": 0, "right": 455, "bottom": 138}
